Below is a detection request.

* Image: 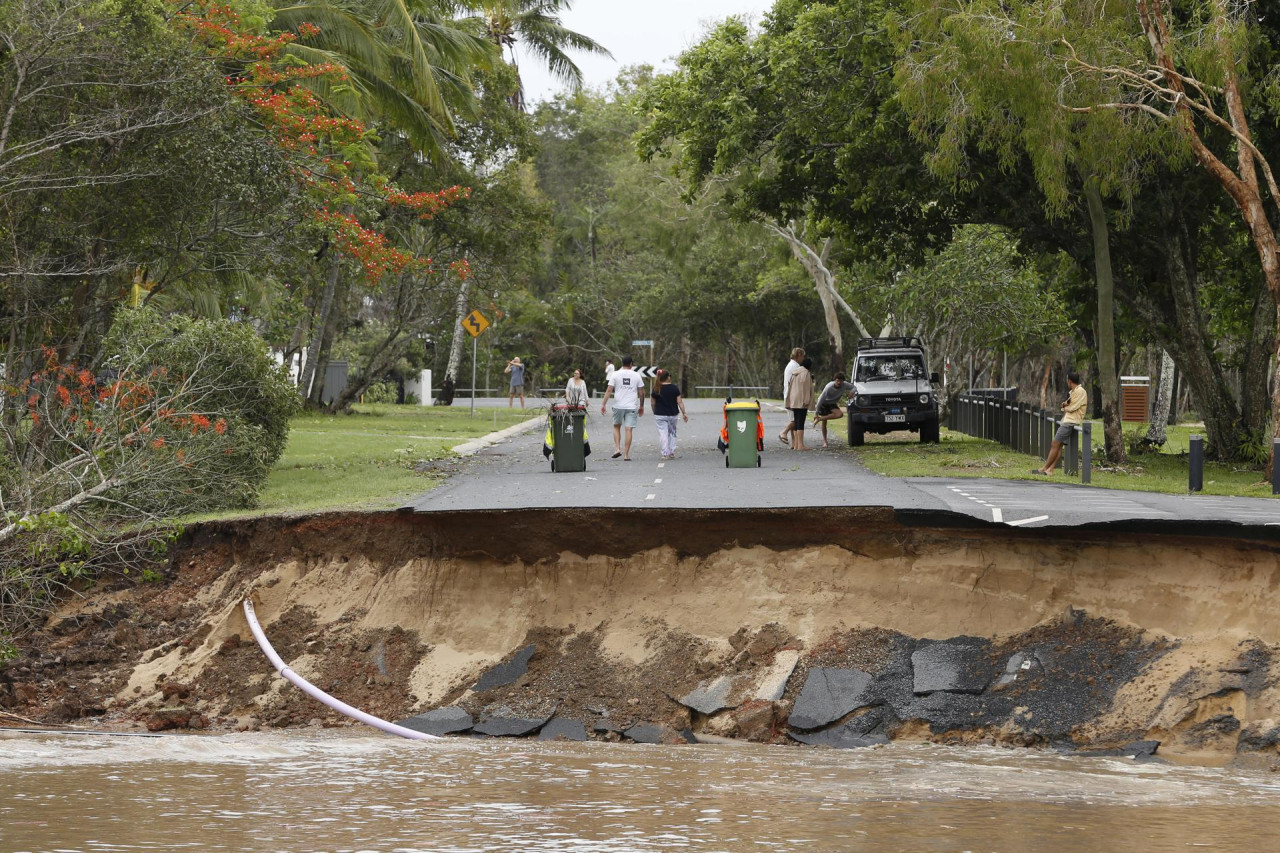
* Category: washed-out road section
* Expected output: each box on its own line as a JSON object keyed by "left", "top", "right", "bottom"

{"left": 405, "top": 398, "right": 1280, "bottom": 532}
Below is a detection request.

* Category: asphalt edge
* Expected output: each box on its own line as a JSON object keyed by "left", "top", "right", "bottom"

{"left": 451, "top": 414, "right": 544, "bottom": 457}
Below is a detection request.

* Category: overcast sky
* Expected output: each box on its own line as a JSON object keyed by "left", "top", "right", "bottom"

{"left": 519, "top": 0, "right": 769, "bottom": 105}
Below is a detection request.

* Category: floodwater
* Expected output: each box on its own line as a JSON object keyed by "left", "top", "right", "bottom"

{"left": 2, "top": 732, "right": 1278, "bottom": 852}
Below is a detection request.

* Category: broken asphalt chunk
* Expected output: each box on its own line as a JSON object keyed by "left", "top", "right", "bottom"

{"left": 473, "top": 644, "right": 537, "bottom": 692}
{"left": 396, "top": 707, "right": 473, "bottom": 736}
{"left": 912, "top": 640, "right": 992, "bottom": 695}
{"left": 789, "top": 667, "right": 874, "bottom": 730}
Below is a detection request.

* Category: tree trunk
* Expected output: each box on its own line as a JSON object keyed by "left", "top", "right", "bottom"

{"left": 1145, "top": 350, "right": 1175, "bottom": 446}
{"left": 1083, "top": 178, "right": 1126, "bottom": 463}
{"left": 299, "top": 252, "right": 341, "bottom": 403}
{"left": 763, "top": 221, "right": 872, "bottom": 373}
{"left": 1241, "top": 280, "right": 1276, "bottom": 440}
{"left": 306, "top": 277, "right": 346, "bottom": 408}
{"left": 438, "top": 274, "right": 470, "bottom": 406}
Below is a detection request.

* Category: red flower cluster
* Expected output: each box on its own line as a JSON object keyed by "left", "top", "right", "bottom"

{"left": 172, "top": 0, "right": 471, "bottom": 285}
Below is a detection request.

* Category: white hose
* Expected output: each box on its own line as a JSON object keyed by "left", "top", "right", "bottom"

{"left": 241, "top": 598, "right": 439, "bottom": 741}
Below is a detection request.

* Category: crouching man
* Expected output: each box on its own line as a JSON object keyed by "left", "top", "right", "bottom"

{"left": 811, "top": 373, "right": 853, "bottom": 448}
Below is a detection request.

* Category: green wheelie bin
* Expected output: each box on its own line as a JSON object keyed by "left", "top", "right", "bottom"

{"left": 723, "top": 400, "right": 762, "bottom": 468}
{"left": 548, "top": 404, "right": 587, "bottom": 472}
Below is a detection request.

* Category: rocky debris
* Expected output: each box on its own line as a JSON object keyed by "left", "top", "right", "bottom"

{"left": 994, "top": 652, "right": 1045, "bottom": 689}
{"left": 732, "top": 700, "right": 781, "bottom": 742}
{"left": 912, "top": 639, "right": 993, "bottom": 695}
{"left": 472, "top": 705, "right": 555, "bottom": 737}
{"left": 625, "top": 723, "right": 687, "bottom": 744}
{"left": 754, "top": 651, "right": 799, "bottom": 702}
{"left": 789, "top": 723, "right": 890, "bottom": 749}
{"left": 1075, "top": 740, "right": 1161, "bottom": 759}
{"left": 593, "top": 717, "right": 628, "bottom": 735}
{"left": 679, "top": 675, "right": 743, "bottom": 715}
{"left": 397, "top": 707, "right": 473, "bottom": 737}
{"left": 538, "top": 717, "right": 588, "bottom": 741}
{"left": 473, "top": 645, "right": 537, "bottom": 692}
{"left": 145, "top": 707, "right": 209, "bottom": 732}
{"left": 789, "top": 668, "right": 874, "bottom": 730}
{"left": 1237, "top": 720, "right": 1280, "bottom": 753}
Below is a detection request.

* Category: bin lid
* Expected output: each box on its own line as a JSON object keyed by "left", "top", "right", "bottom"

{"left": 724, "top": 401, "right": 760, "bottom": 411}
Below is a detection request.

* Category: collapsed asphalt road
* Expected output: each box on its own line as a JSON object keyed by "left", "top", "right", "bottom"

{"left": 9, "top": 507, "right": 1279, "bottom": 765}
{"left": 406, "top": 398, "right": 1280, "bottom": 532}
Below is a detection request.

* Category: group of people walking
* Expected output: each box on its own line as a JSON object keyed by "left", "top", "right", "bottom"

{"left": 598, "top": 356, "right": 687, "bottom": 460}
{"left": 527, "top": 344, "right": 1088, "bottom": 476}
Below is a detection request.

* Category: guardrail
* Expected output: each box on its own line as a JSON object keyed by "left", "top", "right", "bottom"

{"left": 693, "top": 385, "right": 771, "bottom": 399}
{"left": 949, "top": 393, "right": 1092, "bottom": 483}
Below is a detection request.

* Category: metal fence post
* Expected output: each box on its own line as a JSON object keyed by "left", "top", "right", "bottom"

{"left": 1081, "top": 422, "right": 1092, "bottom": 484}
{"left": 1189, "top": 434, "right": 1204, "bottom": 492}
{"left": 1264, "top": 438, "right": 1274, "bottom": 491}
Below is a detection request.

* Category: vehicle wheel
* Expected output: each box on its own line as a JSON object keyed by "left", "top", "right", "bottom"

{"left": 849, "top": 425, "right": 865, "bottom": 447}
{"left": 920, "top": 419, "right": 940, "bottom": 444}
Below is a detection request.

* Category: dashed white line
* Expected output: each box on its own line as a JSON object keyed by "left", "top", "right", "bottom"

{"left": 645, "top": 494, "right": 656, "bottom": 501}
{"left": 654, "top": 478, "right": 663, "bottom": 484}
{"left": 657, "top": 462, "right": 665, "bottom": 469}
{"left": 1007, "top": 515, "right": 1050, "bottom": 527}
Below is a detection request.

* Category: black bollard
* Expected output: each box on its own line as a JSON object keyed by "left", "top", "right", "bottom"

{"left": 1081, "top": 422, "right": 1092, "bottom": 485}
{"left": 1273, "top": 439, "right": 1280, "bottom": 496}
{"left": 1189, "top": 434, "right": 1204, "bottom": 492}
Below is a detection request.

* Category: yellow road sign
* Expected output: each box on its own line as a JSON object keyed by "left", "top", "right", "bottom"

{"left": 462, "top": 309, "right": 490, "bottom": 337}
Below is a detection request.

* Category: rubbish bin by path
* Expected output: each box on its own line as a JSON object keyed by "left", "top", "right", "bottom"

{"left": 723, "top": 400, "right": 763, "bottom": 468}
{"left": 548, "top": 404, "right": 587, "bottom": 472}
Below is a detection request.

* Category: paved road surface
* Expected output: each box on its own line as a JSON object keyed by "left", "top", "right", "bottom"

{"left": 405, "top": 399, "right": 1280, "bottom": 531}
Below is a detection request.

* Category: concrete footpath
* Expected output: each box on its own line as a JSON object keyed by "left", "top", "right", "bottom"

{"left": 405, "top": 398, "right": 1280, "bottom": 532}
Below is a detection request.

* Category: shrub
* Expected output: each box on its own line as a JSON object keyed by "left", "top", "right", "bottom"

{"left": 362, "top": 380, "right": 398, "bottom": 404}
{"left": 102, "top": 307, "right": 300, "bottom": 509}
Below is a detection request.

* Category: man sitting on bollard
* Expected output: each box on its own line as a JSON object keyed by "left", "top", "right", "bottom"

{"left": 1033, "top": 372, "right": 1086, "bottom": 476}
{"left": 810, "top": 373, "right": 853, "bottom": 448}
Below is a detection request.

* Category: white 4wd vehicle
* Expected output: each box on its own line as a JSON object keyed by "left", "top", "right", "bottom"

{"left": 847, "top": 337, "right": 941, "bottom": 445}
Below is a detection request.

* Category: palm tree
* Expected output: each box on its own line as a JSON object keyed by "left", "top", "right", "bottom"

{"left": 271, "top": 0, "right": 497, "bottom": 158}
{"left": 462, "top": 0, "right": 612, "bottom": 108}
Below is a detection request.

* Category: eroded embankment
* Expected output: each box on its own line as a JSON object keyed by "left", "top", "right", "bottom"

{"left": 4, "top": 508, "right": 1280, "bottom": 764}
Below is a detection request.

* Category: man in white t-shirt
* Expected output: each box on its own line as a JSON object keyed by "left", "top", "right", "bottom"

{"left": 600, "top": 355, "right": 645, "bottom": 460}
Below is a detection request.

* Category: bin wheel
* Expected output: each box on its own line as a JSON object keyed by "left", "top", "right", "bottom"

{"left": 725, "top": 456, "right": 730, "bottom": 468}
{"left": 550, "top": 459, "right": 555, "bottom": 472}
{"left": 757, "top": 456, "right": 762, "bottom": 467}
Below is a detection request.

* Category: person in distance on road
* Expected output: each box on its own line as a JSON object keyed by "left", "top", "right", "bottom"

{"left": 650, "top": 369, "right": 688, "bottom": 459}
{"left": 564, "top": 368, "right": 589, "bottom": 407}
{"left": 600, "top": 355, "right": 645, "bottom": 460}
{"left": 810, "top": 373, "right": 853, "bottom": 448}
{"left": 1033, "top": 372, "right": 1087, "bottom": 475}
{"left": 504, "top": 356, "right": 526, "bottom": 409}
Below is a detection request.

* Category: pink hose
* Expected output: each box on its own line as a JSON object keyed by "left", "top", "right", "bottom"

{"left": 242, "top": 599, "right": 439, "bottom": 741}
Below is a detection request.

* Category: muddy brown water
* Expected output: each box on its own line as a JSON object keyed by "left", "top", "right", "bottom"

{"left": 3, "top": 732, "right": 1279, "bottom": 852}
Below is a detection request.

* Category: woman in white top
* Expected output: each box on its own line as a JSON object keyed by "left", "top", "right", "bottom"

{"left": 564, "top": 368, "right": 589, "bottom": 407}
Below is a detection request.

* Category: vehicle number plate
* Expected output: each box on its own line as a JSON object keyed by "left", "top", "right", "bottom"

{"left": 884, "top": 414, "right": 906, "bottom": 423}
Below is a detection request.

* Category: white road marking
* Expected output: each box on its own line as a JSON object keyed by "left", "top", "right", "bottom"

{"left": 992, "top": 508, "right": 1003, "bottom": 523}
{"left": 654, "top": 478, "right": 663, "bottom": 484}
{"left": 657, "top": 463, "right": 665, "bottom": 469}
{"left": 1007, "top": 515, "right": 1050, "bottom": 527}
{"left": 645, "top": 494, "right": 656, "bottom": 501}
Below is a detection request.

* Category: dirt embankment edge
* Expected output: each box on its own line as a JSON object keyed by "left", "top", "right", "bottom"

{"left": 4, "top": 507, "right": 1280, "bottom": 766}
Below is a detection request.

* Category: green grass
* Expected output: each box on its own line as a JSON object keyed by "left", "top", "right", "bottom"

{"left": 850, "top": 426, "right": 1277, "bottom": 499}
{"left": 192, "top": 403, "right": 540, "bottom": 519}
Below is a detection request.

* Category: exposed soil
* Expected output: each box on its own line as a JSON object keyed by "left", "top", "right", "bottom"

{"left": 3, "top": 508, "right": 1279, "bottom": 765}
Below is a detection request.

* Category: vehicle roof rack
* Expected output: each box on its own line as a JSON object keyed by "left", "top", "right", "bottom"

{"left": 857, "top": 336, "right": 925, "bottom": 350}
